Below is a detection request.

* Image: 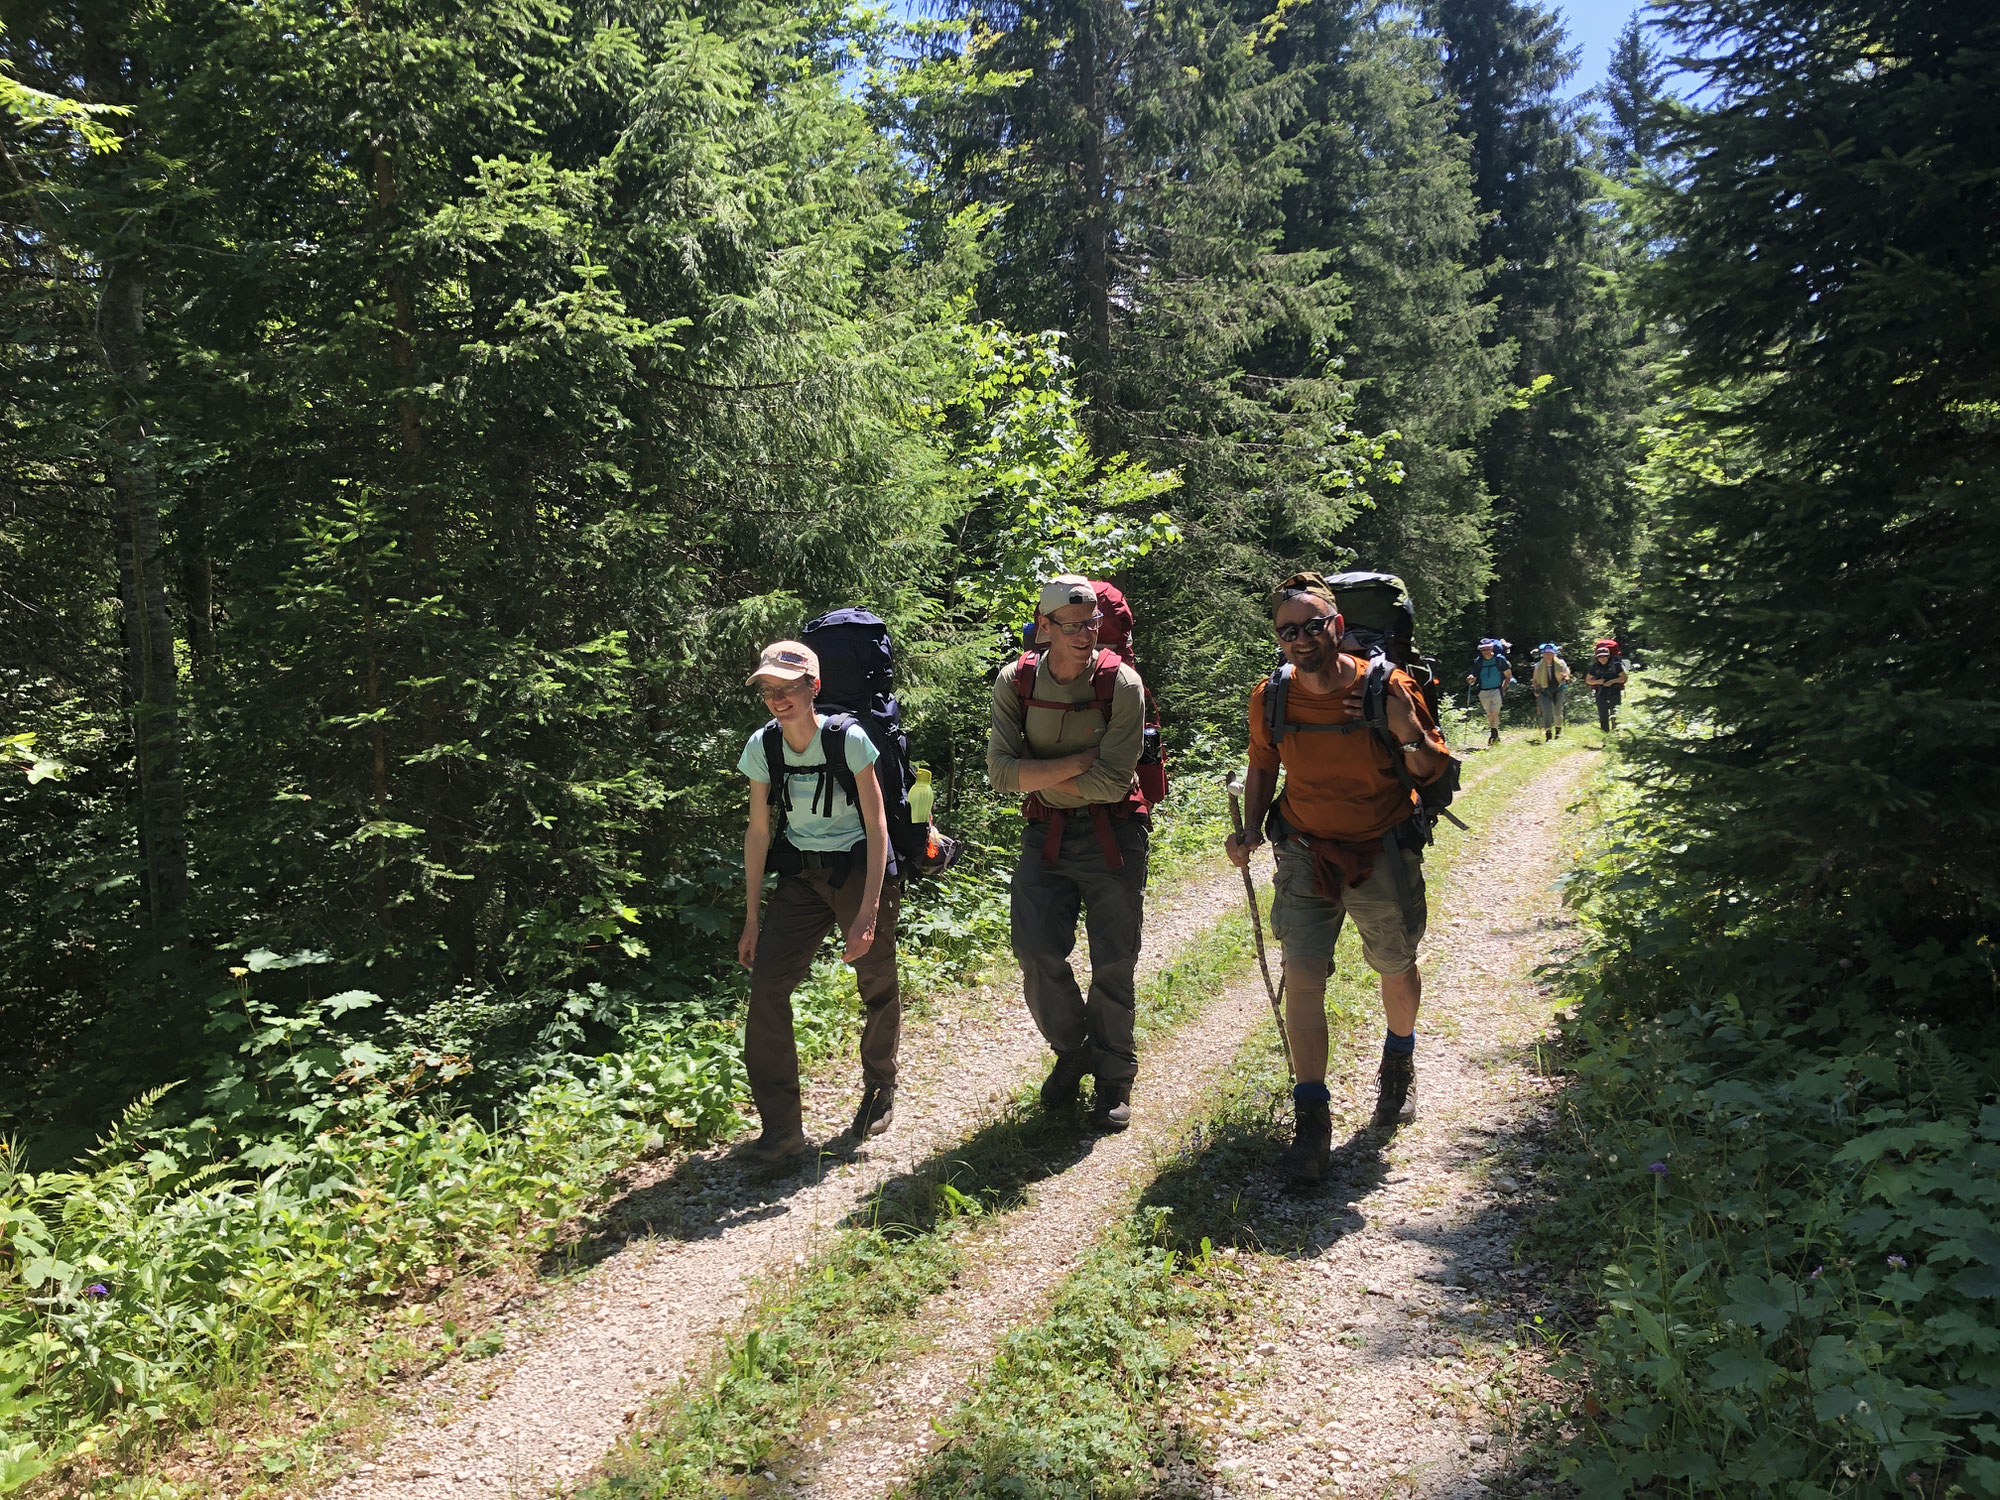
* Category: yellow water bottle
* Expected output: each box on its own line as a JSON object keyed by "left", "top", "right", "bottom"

{"left": 908, "top": 768, "right": 939, "bottom": 857}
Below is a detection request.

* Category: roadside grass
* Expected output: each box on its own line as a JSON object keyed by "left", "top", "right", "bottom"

{"left": 897, "top": 736, "right": 1594, "bottom": 1498}
{"left": 0, "top": 781, "right": 1234, "bottom": 1498}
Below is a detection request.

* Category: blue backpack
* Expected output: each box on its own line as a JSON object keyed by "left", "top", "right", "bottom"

{"left": 778, "top": 608, "right": 960, "bottom": 878}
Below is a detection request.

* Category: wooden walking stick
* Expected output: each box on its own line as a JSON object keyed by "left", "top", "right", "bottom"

{"left": 1225, "top": 770, "right": 1293, "bottom": 1081}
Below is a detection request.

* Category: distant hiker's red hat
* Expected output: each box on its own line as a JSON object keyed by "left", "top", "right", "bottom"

{"left": 1594, "top": 638, "right": 1617, "bottom": 652}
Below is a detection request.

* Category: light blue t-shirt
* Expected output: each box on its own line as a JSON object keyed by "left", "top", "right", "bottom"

{"left": 737, "top": 715, "right": 880, "bottom": 852}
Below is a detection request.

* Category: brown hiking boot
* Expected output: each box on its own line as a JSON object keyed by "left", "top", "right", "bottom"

{"left": 1554, "top": 723, "right": 1563, "bottom": 738}
{"left": 1041, "top": 1050, "right": 1092, "bottom": 1112}
{"left": 1487, "top": 728, "right": 1500, "bottom": 747}
{"left": 1278, "top": 1096, "right": 1332, "bottom": 1185}
{"left": 745, "top": 1123, "right": 813, "bottom": 1163}
{"left": 850, "top": 1083, "right": 894, "bottom": 1140}
{"left": 1372, "top": 1051, "right": 1417, "bottom": 1127}
{"left": 1090, "top": 1077, "right": 1132, "bottom": 1132}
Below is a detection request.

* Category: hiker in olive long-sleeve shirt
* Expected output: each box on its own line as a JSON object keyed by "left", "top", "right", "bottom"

{"left": 988, "top": 575, "right": 1150, "bottom": 1131}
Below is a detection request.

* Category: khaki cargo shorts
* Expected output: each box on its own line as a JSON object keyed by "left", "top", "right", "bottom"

{"left": 1479, "top": 688, "right": 1504, "bottom": 715}
{"left": 1270, "top": 839, "right": 1426, "bottom": 976}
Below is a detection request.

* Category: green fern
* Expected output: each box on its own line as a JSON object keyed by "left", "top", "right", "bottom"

{"left": 78, "top": 1081, "right": 183, "bottom": 1171}
{"left": 1915, "top": 1029, "right": 1981, "bottom": 1120}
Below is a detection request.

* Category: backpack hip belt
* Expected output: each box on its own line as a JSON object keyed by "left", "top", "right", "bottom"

{"left": 767, "top": 834, "right": 864, "bottom": 888}
{"left": 1022, "top": 793, "right": 1140, "bottom": 870}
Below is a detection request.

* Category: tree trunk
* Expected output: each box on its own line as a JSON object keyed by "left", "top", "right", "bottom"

{"left": 97, "top": 255, "right": 191, "bottom": 963}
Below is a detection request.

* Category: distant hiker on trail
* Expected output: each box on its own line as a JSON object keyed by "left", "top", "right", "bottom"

{"left": 989, "top": 574, "right": 1151, "bottom": 1132}
{"left": 737, "top": 640, "right": 900, "bottom": 1163}
{"left": 1584, "top": 639, "right": 1629, "bottom": 733}
{"left": 1531, "top": 643, "right": 1570, "bottom": 742}
{"left": 1227, "top": 573, "right": 1454, "bottom": 1184}
{"left": 1467, "top": 639, "right": 1511, "bottom": 746}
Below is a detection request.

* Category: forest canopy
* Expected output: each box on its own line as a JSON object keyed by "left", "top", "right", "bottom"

{"left": 0, "top": 0, "right": 1647, "bottom": 1149}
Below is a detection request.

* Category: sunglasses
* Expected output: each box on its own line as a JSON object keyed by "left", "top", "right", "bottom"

{"left": 1274, "top": 616, "right": 1334, "bottom": 644}
{"left": 1048, "top": 613, "right": 1104, "bottom": 637}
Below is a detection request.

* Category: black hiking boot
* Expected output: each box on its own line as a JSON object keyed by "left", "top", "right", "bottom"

{"left": 850, "top": 1082, "right": 895, "bottom": 1140}
{"left": 1554, "top": 723, "right": 1562, "bottom": 739}
{"left": 1543, "top": 728, "right": 1553, "bottom": 742}
{"left": 1372, "top": 1051, "right": 1417, "bottom": 1127}
{"left": 1278, "top": 1096, "right": 1332, "bottom": 1185}
{"left": 1487, "top": 728, "right": 1500, "bottom": 747}
{"left": 1041, "top": 1050, "right": 1092, "bottom": 1112}
{"left": 1090, "top": 1077, "right": 1133, "bottom": 1132}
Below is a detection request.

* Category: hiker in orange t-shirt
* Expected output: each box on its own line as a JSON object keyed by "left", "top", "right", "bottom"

{"left": 1224, "top": 573, "right": 1453, "bottom": 1184}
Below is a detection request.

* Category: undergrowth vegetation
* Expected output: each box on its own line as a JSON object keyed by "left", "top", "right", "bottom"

{"left": 1540, "top": 768, "right": 2000, "bottom": 1498}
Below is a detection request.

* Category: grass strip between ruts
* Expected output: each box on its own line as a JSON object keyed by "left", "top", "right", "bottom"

{"left": 586, "top": 735, "right": 1579, "bottom": 1498}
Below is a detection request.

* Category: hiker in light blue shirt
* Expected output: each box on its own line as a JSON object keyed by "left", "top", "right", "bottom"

{"left": 736, "top": 639, "right": 900, "bottom": 1165}
{"left": 1466, "top": 640, "right": 1512, "bottom": 746}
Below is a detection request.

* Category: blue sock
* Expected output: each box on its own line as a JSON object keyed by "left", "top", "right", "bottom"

{"left": 1293, "top": 1080, "right": 1331, "bottom": 1105}
{"left": 1383, "top": 1028, "right": 1415, "bottom": 1056}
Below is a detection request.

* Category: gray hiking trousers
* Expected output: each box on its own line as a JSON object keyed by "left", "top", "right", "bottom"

{"left": 1010, "top": 812, "right": 1150, "bottom": 1082}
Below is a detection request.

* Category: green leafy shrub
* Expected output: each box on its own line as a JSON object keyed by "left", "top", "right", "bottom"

{"left": 1542, "top": 805, "right": 2000, "bottom": 1497}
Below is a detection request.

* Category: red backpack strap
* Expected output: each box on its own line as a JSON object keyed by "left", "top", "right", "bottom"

{"left": 1090, "top": 649, "right": 1123, "bottom": 717}
{"left": 1018, "top": 648, "right": 1127, "bottom": 721}
{"left": 1011, "top": 652, "right": 1040, "bottom": 705}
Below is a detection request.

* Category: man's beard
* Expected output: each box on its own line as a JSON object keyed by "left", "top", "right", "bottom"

{"left": 1288, "top": 638, "right": 1334, "bottom": 674}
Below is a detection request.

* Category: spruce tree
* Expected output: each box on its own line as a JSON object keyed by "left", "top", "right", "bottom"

{"left": 904, "top": 0, "right": 1390, "bottom": 729}
{"left": 1635, "top": 0, "right": 2000, "bottom": 937}
{"left": 1599, "top": 12, "right": 1665, "bottom": 179}
{"left": 0, "top": 0, "right": 980, "bottom": 1128}
{"left": 1427, "top": 0, "right": 1647, "bottom": 649}
{"left": 1256, "top": 0, "right": 1508, "bottom": 629}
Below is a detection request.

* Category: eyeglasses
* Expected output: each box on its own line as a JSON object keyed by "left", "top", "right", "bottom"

{"left": 1274, "top": 616, "right": 1334, "bottom": 644}
{"left": 1049, "top": 613, "right": 1104, "bottom": 637}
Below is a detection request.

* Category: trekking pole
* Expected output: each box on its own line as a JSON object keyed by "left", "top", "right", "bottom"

{"left": 1224, "top": 771, "right": 1293, "bottom": 1081}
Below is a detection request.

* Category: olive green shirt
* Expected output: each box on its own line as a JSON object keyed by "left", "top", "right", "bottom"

{"left": 987, "top": 650, "right": 1147, "bottom": 809}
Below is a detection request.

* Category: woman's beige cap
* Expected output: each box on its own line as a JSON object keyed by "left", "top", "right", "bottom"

{"left": 748, "top": 640, "right": 819, "bottom": 685}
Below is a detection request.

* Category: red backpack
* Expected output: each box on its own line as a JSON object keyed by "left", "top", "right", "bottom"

{"left": 1011, "top": 580, "right": 1168, "bottom": 809}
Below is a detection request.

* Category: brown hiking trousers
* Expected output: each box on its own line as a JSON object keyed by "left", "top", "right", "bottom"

{"left": 746, "top": 866, "right": 901, "bottom": 1136}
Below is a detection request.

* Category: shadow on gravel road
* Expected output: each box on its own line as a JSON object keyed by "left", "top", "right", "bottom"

{"left": 836, "top": 1093, "right": 1115, "bottom": 1237}
{"left": 1137, "top": 1088, "right": 1393, "bottom": 1258}
{"left": 546, "top": 1090, "right": 1116, "bottom": 1273}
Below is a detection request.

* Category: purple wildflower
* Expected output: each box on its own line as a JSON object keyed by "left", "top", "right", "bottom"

{"left": 1646, "top": 1161, "right": 1668, "bottom": 1177}
{"left": 1887, "top": 1255, "right": 1908, "bottom": 1270}
{"left": 1810, "top": 1266, "right": 1824, "bottom": 1281}
{"left": 84, "top": 1283, "right": 109, "bottom": 1299}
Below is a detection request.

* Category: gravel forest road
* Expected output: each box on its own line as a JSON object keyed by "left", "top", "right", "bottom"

{"left": 323, "top": 861, "right": 1251, "bottom": 1500}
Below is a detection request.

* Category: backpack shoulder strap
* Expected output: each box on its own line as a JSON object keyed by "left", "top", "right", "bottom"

{"left": 1011, "top": 653, "right": 1040, "bottom": 704}
{"left": 1090, "top": 650, "right": 1123, "bottom": 717}
{"left": 819, "top": 714, "right": 860, "bottom": 808}
{"left": 761, "top": 721, "right": 789, "bottom": 822}
{"left": 1265, "top": 663, "right": 1292, "bottom": 745}
{"left": 1367, "top": 657, "right": 1424, "bottom": 801}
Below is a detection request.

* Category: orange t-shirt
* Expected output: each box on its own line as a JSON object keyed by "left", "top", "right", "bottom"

{"left": 1247, "top": 664, "right": 1450, "bottom": 843}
